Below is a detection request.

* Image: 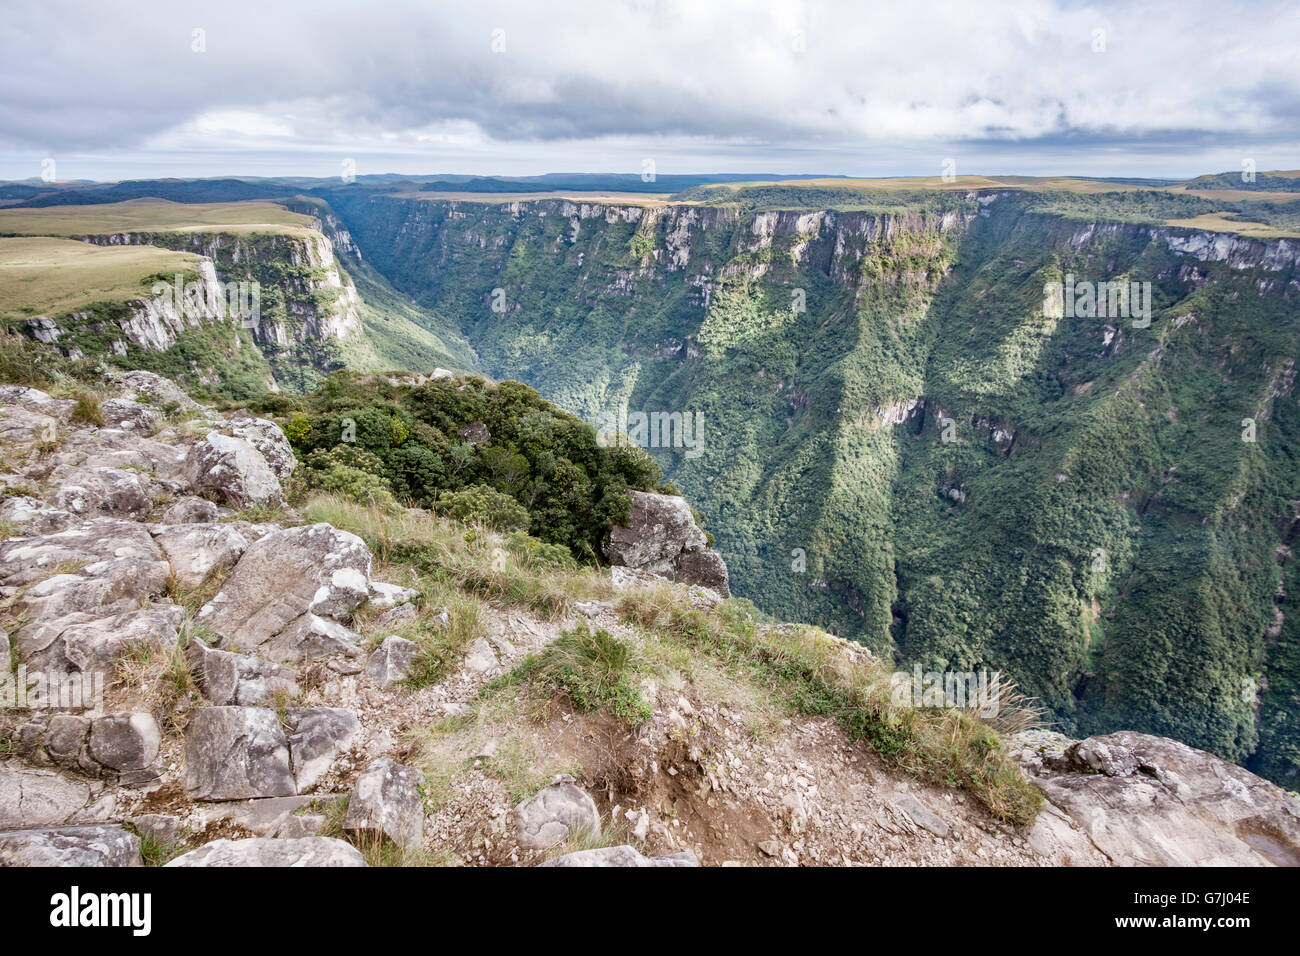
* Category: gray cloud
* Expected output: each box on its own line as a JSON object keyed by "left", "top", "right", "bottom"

{"left": 1, "top": 0, "right": 1297, "bottom": 178}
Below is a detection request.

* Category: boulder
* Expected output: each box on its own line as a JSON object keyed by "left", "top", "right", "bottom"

{"left": 365, "top": 636, "right": 419, "bottom": 689}
{"left": 184, "top": 431, "right": 283, "bottom": 507}
{"left": 0, "top": 404, "right": 60, "bottom": 445}
{"left": 187, "top": 639, "right": 298, "bottom": 706}
{"left": 160, "top": 495, "right": 219, "bottom": 525}
{"left": 259, "top": 613, "right": 364, "bottom": 664}
{"left": 343, "top": 758, "right": 425, "bottom": 850}
{"left": 183, "top": 706, "right": 295, "bottom": 801}
{"left": 540, "top": 845, "right": 700, "bottom": 867}
{"left": 605, "top": 491, "right": 706, "bottom": 567}
{"left": 153, "top": 522, "right": 253, "bottom": 590}
{"left": 0, "top": 767, "right": 92, "bottom": 827}
{"left": 197, "top": 523, "right": 372, "bottom": 653}
{"left": 227, "top": 418, "right": 297, "bottom": 479}
{"left": 50, "top": 466, "right": 153, "bottom": 519}
{"left": 603, "top": 491, "right": 730, "bottom": 597}
{"left": 110, "top": 370, "right": 201, "bottom": 411}
{"left": 98, "top": 398, "right": 161, "bottom": 433}
{"left": 1010, "top": 730, "right": 1300, "bottom": 866}
{"left": 513, "top": 774, "right": 600, "bottom": 850}
{"left": 192, "top": 794, "right": 343, "bottom": 838}
{"left": 165, "top": 836, "right": 365, "bottom": 867}
{"left": 88, "top": 713, "right": 161, "bottom": 772}
{"left": 286, "top": 707, "right": 361, "bottom": 791}
{"left": 130, "top": 813, "right": 184, "bottom": 846}
{"left": 0, "top": 825, "right": 141, "bottom": 866}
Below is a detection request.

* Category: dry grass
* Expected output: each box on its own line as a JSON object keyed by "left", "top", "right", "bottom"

{"left": 0, "top": 198, "right": 315, "bottom": 237}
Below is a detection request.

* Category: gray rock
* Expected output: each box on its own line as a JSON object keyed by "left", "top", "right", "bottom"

{"left": 153, "top": 522, "right": 252, "bottom": 590}
{"left": 130, "top": 813, "right": 184, "bottom": 846}
{"left": 197, "top": 523, "right": 371, "bottom": 651}
{"left": 1013, "top": 730, "right": 1300, "bottom": 866}
{"left": 0, "top": 496, "right": 76, "bottom": 535}
{"left": 99, "top": 398, "right": 161, "bottom": 433}
{"left": 184, "top": 431, "right": 283, "bottom": 508}
{"left": 17, "top": 605, "right": 183, "bottom": 679}
{"left": 0, "top": 825, "right": 141, "bottom": 866}
{"left": 603, "top": 491, "right": 730, "bottom": 598}
{"left": 0, "top": 518, "right": 170, "bottom": 622}
{"left": 160, "top": 495, "right": 219, "bottom": 525}
{"left": 50, "top": 466, "right": 153, "bottom": 519}
{"left": 464, "top": 637, "right": 498, "bottom": 674}
{"left": 365, "top": 636, "right": 419, "bottom": 689}
{"left": 286, "top": 707, "right": 360, "bottom": 791}
{"left": 45, "top": 714, "right": 92, "bottom": 770}
{"left": 88, "top": 713, "right": 160, "bottom": 772}
{"left": 110, "top": 370, "right": 201, "bottom": 411}
{"left": 165, "top": 836, "right": 365, "bottom": 867}
{"left": 188, "top": 639, "right": 298, "bottom": 706}
{"left": 183, "top": 706, "right": 295, "bottom": 801}
{"left": 0, "top": 404, "right": 60, "bottom": 445}
{"left": 368, "top": 581, "right": 418, "bottom": 608}
{"left": 0, "top": 767, "right": 91, "bottom": 827}
{"left": 372, "top": 602, "right": 418, "bottom": 631}
{"left": 343, "top": 758, "right": 425, "bottom": 850}
{"left": 514, "top": 774, "right": 600, "bottom": 850}
{"left": 540, "top": 845, "right": 700, "bottom": 867}
{"left": 192, "top": 794, "right": 343, "bottom": 837}
{"left": 227, "top": 418, "right": 297, "bottom": 479}
{"left": 605, "top": 491, "right": 706, "bottom": 567}
{"left": 893, "top": 793, "right": 950, "bottom": 838}
{"left": 259, "top": 613, "right": 363, "bottom": 664}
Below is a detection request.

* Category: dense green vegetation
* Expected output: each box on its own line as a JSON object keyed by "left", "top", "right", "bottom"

{"left": 325, "top": 188, "right": 1300, "bottom": 788}
{"left": 258, "top": 371, "right": 671, "bottom": 560}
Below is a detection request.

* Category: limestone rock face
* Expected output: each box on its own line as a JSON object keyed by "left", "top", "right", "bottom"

{"left": 1009, "top": 730, "right": 1300, "bottom": 866}
{"left": 603, "top": 490, "right": 730, "bottom": 597}
{"left": 184, "top": 431, "right": 283, "bottom": 507}
{"left": 183, "top": 706, "right": 295, "bottom": 801}
{"left": 197, "top": 523, "right": 372, "bottom": 654}
{"left": 0, "top": 825, "right": 141, "bottom": 866}
{"left": 513, "top": 774, "right": 600, "bottom": 851}
{"left": 165, "top": 836, "right": 366, "bottom": 867}
{"left": 227, "top": 417, "right": 297, "bottom": 479}
{"left": 343, "top": 758, "right": 425, "bottom": 850}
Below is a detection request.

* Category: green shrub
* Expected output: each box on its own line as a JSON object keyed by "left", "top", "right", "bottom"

{"left": 515, "top": 624, "right": 651, "bottom": 725}
{"left": 435, "top": 483, "right": 530, "bottom": 532}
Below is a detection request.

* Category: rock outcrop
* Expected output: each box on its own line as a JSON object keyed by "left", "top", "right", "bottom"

{"left": 604, "top": 491, "right": 730, "bottom": 597}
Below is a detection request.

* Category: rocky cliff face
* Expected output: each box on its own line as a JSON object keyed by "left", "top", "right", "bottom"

{"left": 1, "top": 369, "right": 1296, "bottom": 868}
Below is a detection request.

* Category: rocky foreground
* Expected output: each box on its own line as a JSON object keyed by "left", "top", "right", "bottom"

{"left": 0, "top": 371, "right": 1297, "bottom": 867}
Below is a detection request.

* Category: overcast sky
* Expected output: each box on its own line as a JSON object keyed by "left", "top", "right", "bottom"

{"left": 2, "top": 0, "right": 1297, "bottom": 182}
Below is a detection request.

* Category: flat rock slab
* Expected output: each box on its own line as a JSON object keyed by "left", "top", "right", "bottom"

{"left": 165, "top": 836, "right": 365, "bottom": 867}
{"left": 343, "top": 758, "right": 425, "bottom": 850}
{"left": 193, "top": 794, "right": 345, "bottom": 838}
{"left": 0, "top": 767, "right": 92, "bottom": 828}
{"left": 183, "top": 706, "right": 295, "bottom": 801}
{"left": 198, "top": 523, "right": 372, "bottom": 652}
{"left": 365, "top": 635, "right": 419, "bottom": 688}
{"left": 17, "top": 604, "right": 182, "bottom": 678}
{"left": 153, "top": 522, "right": 253, "bottom": 590}
{"left": 0, "top": 825, "right": 141, "bottom": 866}
{"left": 540, "top": 845, "right": 700, "bottom": 867}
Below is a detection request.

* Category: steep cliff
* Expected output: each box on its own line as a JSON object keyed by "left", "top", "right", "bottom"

{"left": 323, "top": 190, "right": 1300, "bottom": 787}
